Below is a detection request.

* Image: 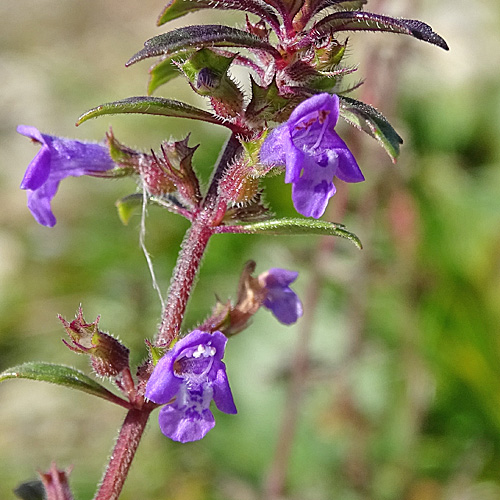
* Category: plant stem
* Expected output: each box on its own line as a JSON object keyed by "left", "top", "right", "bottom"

{"left": 155, "top": 221, "right": 213, "bottom": 346}
{"left": 93, "top": 407, "right": 153, "bottom": 500}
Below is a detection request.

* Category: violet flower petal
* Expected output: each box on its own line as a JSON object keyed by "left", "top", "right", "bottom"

{"left": 287, "top": 93, "right": 339, "bottom": 129}
{"left": 263, "top": 268, "right": 299, "bottom": 287}
{"left": 25, "top": 179, "right": 60, "bottom": 228}
{"left": 260, "top": 93, "right": 364, "bottom": 218}
{"left": 291, "top": 153, "right": 337, "bottom": 218}
{"left": 145, "top": 330, "right": 236, "bottom": 442}
{"left": 157, "top": 383, "right": 216, "bottom": 443}
{"left": 260, "top": 268, "right": 303, "bottom": 325}
{"left": 212, "top": 363, "right": 237, "bottom": 414}
{"left": 145, "top": 351, "right": 181, "bottom": 405}
{"left": 263, "top": 287, "right": 303, "bottom": 325}
{"left": 17, "top": 125, "right": 114, "bottom": 226}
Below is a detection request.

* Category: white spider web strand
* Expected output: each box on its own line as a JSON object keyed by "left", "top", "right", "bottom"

{"left": 140, "top": 184, "right": 165, "bottom": 310}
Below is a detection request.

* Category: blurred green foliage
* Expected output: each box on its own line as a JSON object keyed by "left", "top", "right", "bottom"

{"left": 1, "top": 1, "right": 500, "bottom": 499}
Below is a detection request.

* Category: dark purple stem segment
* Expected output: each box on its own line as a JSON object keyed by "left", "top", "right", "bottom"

{"left": 93, "top": 407, "right": 152, "bottom": 500}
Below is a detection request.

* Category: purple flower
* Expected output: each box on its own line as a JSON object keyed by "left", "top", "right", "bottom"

{"left": 146, "top": 330, "right": 236, "bottom": 443}
{"left": 259, "top": 268, "right": 303, "bottom": 325}
{"left": 260, "top": 93, "right": 364, "bottom": 219}
{"left": 18, "top": 125, "right": 115, "bottom": 227}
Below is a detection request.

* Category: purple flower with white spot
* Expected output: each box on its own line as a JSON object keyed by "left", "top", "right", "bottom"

{"left": 260, "top": 93, "right": 364, "bottom": 219}
{"left": 18, "top": 125, "right": 115, "bottom": 227}
{"left": 146, "top": 330, "right": 236, "bottom": 443}
{"left": 259, "top": 268, "right": 303, "bottom": 325}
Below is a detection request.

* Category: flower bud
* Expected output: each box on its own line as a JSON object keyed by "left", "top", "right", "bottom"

{"left": 181, "top": 48, "right": 244, "bottom": 119}
{"left": 200, "top": 260, "right": 302, "bottom": 336}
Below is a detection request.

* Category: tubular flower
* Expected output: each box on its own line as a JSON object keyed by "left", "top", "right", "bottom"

{"left": 18, "top": 125, "right": 115, "bottom": 227}
{"left": 146, "top": 330, "right": 236, "bottom": 443}
{"left": 258, "top": 268, "right": 303, "bottom": 325}
{"left": 259, "top": 93, "right": 364, "bottom": 218}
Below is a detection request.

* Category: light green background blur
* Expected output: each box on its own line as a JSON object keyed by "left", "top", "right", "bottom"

{"left": 1, "top": 1, "right": 500, "bottom": 499}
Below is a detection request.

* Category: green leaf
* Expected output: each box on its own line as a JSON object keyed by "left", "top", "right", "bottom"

{"left": 157, "top": 0, "right": 280, "bottom": 30}
{"left": 339, "top": 96, "right": 403, "bottom": 162}
{"left": 126, "top": 25, "right": 280, "bottom": 67}
{"left": 313, "top": 11, "right": 449, "bottom": 50}
{"left": 148, "top": 55, "right": 186, "bottom": 95}
{"left": 116, "top": 194, "right": 142, "bottom": 225}
{"left": 216, "top": 218, "right": 362, "bottom": 248}
{"left": 0, "top": 362, "right": 131, "bottom": 408}
{"left": 77, "top": 96, "right": 228, "bottom": 128}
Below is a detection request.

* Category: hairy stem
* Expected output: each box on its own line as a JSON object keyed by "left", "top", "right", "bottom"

{"left": 93, "top": 407, "right": 153, "bottom": 500}
{"left": 155, "top": 221, "right": 213, "bottom": 346}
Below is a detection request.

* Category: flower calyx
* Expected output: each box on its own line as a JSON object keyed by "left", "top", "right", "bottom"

{"left": 39, "top": 462, "right": 74, "bottom": 500}
{"left": 199, "top": 260, "right": 303, "bottom": 336}
{"left": 109, "top": 130, "right": 202, "bottom": 212}
{"left": 60, "top": 307, "right": 130, "bottom": 380}
{"left": 150, "top": 137, "right": 202, "bottom": 208}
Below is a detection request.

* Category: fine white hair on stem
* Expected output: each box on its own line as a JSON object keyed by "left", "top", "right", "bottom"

{"left": 140, "top": 182, "right": 165, "bottom": 310}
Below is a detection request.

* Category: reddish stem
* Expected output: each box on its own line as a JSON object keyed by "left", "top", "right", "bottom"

{"left": 155, "top": 220, "right": 214, "bottom": 346}
{"left": 93, "top": 407, "right": 153, "bottom": 500}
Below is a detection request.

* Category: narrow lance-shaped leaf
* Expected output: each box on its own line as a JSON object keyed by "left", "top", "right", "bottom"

{"left": 312, "top": 11, "right": 449, "bottom": 50}
{"left": 157, "top": 0, "right": 281, "bottom": 32}
{"left": 0, "top": 362, "right": 131, "bottom": 408}
{"left": 214, "top": 217, "right": 362, "bottom": 248}
{"left": 77, "top": 96, "right": 233, "bottom": 130}
{"left": 126, "top": 25, "right": 281, "bottom": 67}
{"left": 339, "top": 95, "right": 403, "bottom": 162}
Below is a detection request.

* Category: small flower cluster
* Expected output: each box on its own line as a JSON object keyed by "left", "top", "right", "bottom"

{"left": 18, "top": 1, "right": 447, "bottom": 227}
{"left": 146, "top": 264, "right": 302, "bottom": 441}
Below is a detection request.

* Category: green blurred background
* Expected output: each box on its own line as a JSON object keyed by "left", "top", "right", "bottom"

{"left": 1, "top": 1, "right": 500, "bottom": 499}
